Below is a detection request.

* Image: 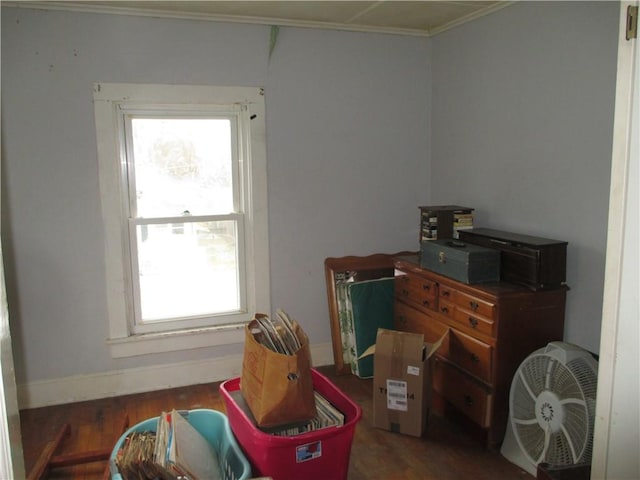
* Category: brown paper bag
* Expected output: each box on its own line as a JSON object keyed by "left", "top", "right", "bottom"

{"left": 240, "top": 314, "right": 317, "bottom": 428}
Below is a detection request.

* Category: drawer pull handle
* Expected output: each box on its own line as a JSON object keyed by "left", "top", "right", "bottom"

{"left": 422, "top": 300, "right": 430, "bottom": 307}
{"left": 422, "top": 284, "right": 430, "bottom": 291}
{"left": 469, "top": 301, "right": 479, "bottom": 311}
{"left": 440, "top": 307, "right": 449, "bottom": 314}
{"left": 402, "top": 289, "right": 409, "bottom": 296}
{"left": 470, "top": 353, "right": 480, "bottom": 363}
{"left": 468, "top": 317, "right": 478, "bottom": 328}
{"left": 464, "top": 395, "right": 474, "bottom": 407}
{"left": 442, "top": 290, "right": 450, "bottom": 297}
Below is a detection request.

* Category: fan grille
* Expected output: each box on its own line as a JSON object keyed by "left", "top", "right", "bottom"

{"left": 509, "top": 349, "right": 597, "bottom": 468}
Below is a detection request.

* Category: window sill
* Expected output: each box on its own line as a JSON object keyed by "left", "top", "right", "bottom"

{"left": 107, "top": 323, "right": 246, "bottom": 358}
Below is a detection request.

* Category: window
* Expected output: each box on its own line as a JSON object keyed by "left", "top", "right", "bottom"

{"left": 93, "top": 83, "right": 270, "bottom": 357}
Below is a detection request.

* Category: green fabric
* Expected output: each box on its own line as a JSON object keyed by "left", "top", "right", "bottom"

{"left": 348, "top": 278, "right": 395, "bottom": 378}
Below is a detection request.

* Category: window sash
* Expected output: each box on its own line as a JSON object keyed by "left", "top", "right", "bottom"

{"left": 121, "top": 109, "right": 243, "bottom": 217}
{"left": 127, "top": 214, "right": 248, "bottom": 334}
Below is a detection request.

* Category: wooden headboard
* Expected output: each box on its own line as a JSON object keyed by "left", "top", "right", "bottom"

{"left": 324, "top": 252, "right": 414, "bottom": 375}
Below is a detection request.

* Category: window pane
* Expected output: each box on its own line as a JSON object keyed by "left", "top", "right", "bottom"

{"left": 136, "top": 220, "right": 239, "bottom": 322}
{"left": 131, "top": 118, "right": 233, "bottom": 217}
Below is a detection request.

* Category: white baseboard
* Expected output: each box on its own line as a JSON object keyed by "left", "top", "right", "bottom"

{"left": 18, "top": 342, "right": 335, "bottom": 410}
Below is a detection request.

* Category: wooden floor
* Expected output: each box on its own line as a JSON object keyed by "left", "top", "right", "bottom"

{"left": 20, "top": 365, "right": 533, "bottom": 480}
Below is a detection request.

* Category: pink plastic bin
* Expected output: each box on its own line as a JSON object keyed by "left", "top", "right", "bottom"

{"left": 219, "top": 368, "right": 362, "bottom": 480}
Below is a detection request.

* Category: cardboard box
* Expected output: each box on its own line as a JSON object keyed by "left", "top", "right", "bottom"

{"left": 361, "top": 328, "right": 444, "bottom": 437}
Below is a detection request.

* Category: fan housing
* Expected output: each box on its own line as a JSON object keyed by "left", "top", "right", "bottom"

{"left": 501, "top": 341, "right": 598, "bottom": 476}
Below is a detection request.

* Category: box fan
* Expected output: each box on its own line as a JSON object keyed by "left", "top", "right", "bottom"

{"left": 501, "top": 342, "right": 598, "bottom": 476}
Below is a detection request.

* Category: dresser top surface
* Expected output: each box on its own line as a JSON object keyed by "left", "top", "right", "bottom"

{"left": 394, "top": 255, "right": 568, "bottom": 297}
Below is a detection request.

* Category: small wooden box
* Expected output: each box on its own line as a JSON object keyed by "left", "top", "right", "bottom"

{"left": 419, "top": 205, "right": 474, "bottom": 242}
{"left": 458, "top": 228, "right": 567, "bottom": 290}
{"left": 420, "top": 239, "right": 500, "bottom": 284}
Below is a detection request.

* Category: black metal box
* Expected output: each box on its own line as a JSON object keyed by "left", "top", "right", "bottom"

{"left": 420, "top": 239, "right": 500, "bottom": 284}
{"left": 458, "top": 228, "right": 567, "bottom": 290}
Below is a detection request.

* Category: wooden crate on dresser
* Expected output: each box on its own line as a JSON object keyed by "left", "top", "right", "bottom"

{"left": 393, "top": 255, "right": 567, "bottom": 447}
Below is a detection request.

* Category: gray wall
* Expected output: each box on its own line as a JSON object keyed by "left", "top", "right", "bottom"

{"left": 1, "top": 8, "right": 430, "bottom": 384}
{"left": 1, "top": 2, "right": 619, "bottom": 387}
{"left": 431, "top": 1, "right": 619, "bottom": 353}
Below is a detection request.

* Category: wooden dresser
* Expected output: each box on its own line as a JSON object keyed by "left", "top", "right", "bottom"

{"left": 393, "top": 255, "right": 567, "bottom": 447}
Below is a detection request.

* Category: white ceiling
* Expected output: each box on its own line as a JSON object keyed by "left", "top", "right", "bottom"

{"left": 8, "top": 1, "right": 512, "bottom": 36}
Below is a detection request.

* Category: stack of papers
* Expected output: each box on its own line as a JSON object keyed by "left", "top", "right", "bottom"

{"left": 115, "top": 431, "right": 158, "bottom": 479}
{"left": 115, "top": 410, "right": 222, "bottom": 480}
{"left": 266, "top": 391, "right": 346, "bottom": 436}
{"left": 252, "top": 309, "right": 302, "bottom": 355}
{"left": 230, "top": 389, "right": 345, "bottom": 437}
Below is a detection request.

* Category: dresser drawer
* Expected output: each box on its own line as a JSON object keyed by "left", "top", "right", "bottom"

{"left": 455, "top": 290, "right": 495, "bottom": 319}
{"left": 448, "top": 329, "right": 493, "bottom": 383}
{"left": 452, "top": 307, "right": 495, "bottom": 338}
{"left": 396, "top": 302, "right": 493, "bottom": 383}
{"left": 437, "top": 298, "right": 456, "bottom": 320}
{"left": 433, "top": 359, "right": 492, "bottom": 428}
{"left": 395, "top": 272, "right": 437, "bottom": 311}
{"left": 439, "top": 284, "right": 495, "bottom": 320}
{"left": 438, "top": 296, "right": 495, "bottom": 338}
{"left": 394, "top": 302, "right": 449, "bottom": 349}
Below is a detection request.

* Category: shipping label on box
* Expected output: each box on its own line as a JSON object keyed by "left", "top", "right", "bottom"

{"left": 361, "top": 328, "right": 444, "bottom": 437}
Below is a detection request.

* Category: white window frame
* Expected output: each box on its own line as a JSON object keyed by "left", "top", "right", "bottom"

{"left": 122, "top": 106, "right": 247, "bottom": 334}
{"left": 93, "top": 83, "right": 270, "bottom": 358}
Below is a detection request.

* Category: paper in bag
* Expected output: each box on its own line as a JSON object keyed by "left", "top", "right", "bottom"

{"left": 240, "top": 314, "right": 317, "bottom": 428}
